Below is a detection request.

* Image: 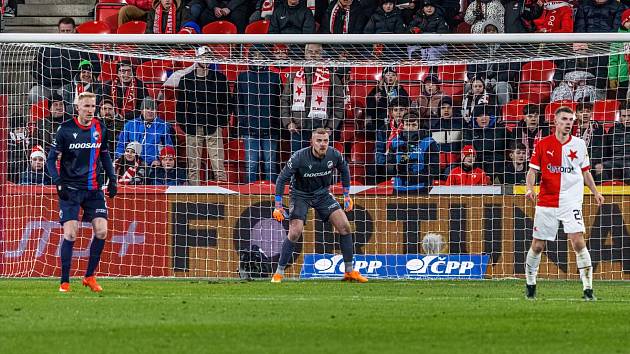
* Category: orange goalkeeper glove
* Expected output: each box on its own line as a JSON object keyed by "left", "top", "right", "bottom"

{"left": 273, "top": 195, "right": 288, "bottom": 222}
{"left": 343, "top": 187, "right": 353, "bottom": 212}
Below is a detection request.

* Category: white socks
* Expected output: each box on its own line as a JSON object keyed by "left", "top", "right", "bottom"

{"left": 576, "top": 248, "right": 593, "bottom": 290}
{"left": 525, "top": 248, "right": 541, "bottom": 286}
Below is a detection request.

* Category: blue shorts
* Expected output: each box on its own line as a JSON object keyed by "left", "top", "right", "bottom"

{"left": 59, "top": 189, "right": 108, "bottom": 225}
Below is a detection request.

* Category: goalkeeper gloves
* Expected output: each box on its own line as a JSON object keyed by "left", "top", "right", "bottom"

{"left": 56, "top": 183, "right": 70, "bottom": 201}
{"left": 343, "top": 187, "right": 353, "bottom": 212}
{"left": 272, "top": 195, "right": 288, "bottom": 222}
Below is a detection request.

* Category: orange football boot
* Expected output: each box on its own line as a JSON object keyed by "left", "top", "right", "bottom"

{"left": 271, "top": 273, "right": 283, "bottom": 283}
{"left": 82, "top": 276, "right": 103, "bottom": 292}
{"left": 343, "top": 270, "right": 368, "bottom": 283}
{"left": 58, "top": 282, "right": 71, "bottom": 292}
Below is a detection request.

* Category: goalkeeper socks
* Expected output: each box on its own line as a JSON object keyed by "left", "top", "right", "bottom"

{"left": 276, "top": 238, "right": 296, "bottom": 276}
{"left": 85, "top": 237, "right": 105, "bottom": 278}
{"left": 576, "top": 247, "right": 593, "bottom": 290}
{"left": 60, "top": 239, "right": 74, "bottom": 283}
{"left": 339, "top": 234, "right": 354, "bottom": 273}
{"left": 525, "top": 248, "right": 541, "bottom": 286}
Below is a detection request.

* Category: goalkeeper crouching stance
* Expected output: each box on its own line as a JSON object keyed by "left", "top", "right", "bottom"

{"left": 47, "top": 92, "right": 118, "bottom": 292}
{"left": 271, "top": 128, "right": 367, "bottom": 283}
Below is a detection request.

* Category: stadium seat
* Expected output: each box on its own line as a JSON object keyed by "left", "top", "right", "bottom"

{"left": 333, "top": 141, "right": 345, "bottom": 154}
{"left": 224, "top": 162, "right": 244, "bottom": 184}
{"left": 439, "top": 152, "right": 458, "bottom": 170}
{"left": 437, "top": 64, "right": 466, "bottom": 82}
{"left": 95, "top": 3, "right": 123, "bottom": 32}
{"left": 245, "top": 20, "right": 270, "bottom": 34}
{"left": 202, "top": 21, "right": 238, "bottom": 34}
{"left": 593, "top": 99, "right": 620, "bottom": 121}
{"left": 30, "top": 99, "right": 49, "bottom": 122}
{"left": 77, "top": 20, "right": 112, "bottom": 34}
{"left": 350, "top": 66, "right": 382, "bottom": 82}
{"left": 397, "top": 66, "right": 429, "bottom": 82}
{"left": 502, "top": 99, "right": 531, "bottom": 122}
{"left": 401, "top": 83, "right": 421, "bottom": 100}
{"left": 224, "top": 139, "right": 245, "bottom": 162}
{"left": 218, "top": 64, "right": 248, "bottom": 82}
{"left": 350, "top": 141, "right": 375, "bottom": 163}
{"left": 544, "top": 100, "right": 577, "bottom": 122}
{"left": 99, "top": 60, "right": 118, "bottom": 82}
{"left": 158, "top": 99, "right": 177, "bottom": 121}
{"left": 136, "top": 59, "right": 173, "bottom": 83}
{"left": 348, "top": 163, "right": 366, "bottom": 185}
{"left": 116, "top": 20, "right": 146, "bottom": 34}
{"left": 518, "top": 61, "right": 555, "bottom": 104}
{"left": 348, "top": 83, "right": 375, "bottom": 108}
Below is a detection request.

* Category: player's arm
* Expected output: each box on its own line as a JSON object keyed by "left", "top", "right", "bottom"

{"left": 273, "top": 153, "right": 300, "bottom": 221}
{"left": 47, "top": 128, "right": 69, "bottom": 200}
{"left": 99, "top": 126, "right": 118, "bottom": 198}
{"left": 525, "top": 167, "right": 538, "bottom": 203}
{"left": 336, "top": 149, "right": 353, "bottom": 212}
{"left": 583, "top": 170, "right": 604, "bottom": 205}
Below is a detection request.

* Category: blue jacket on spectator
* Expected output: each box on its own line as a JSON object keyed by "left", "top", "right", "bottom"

{"left": 235, "top": 67, "right": 283, "bottom": 138}
{"left": 147, "top": 166, "right": 187, "bottom": 186}
{"left": 116, "top": 116, "right": 173, "bottom": 165}
{"left": 389, "top": 130, "right": 440, "bottom": 191}
{"left": 575, "top": 0, "right": 623, "bottom": 33}
{"left": 19, "top": 168, "right": 53, "bottom": 185}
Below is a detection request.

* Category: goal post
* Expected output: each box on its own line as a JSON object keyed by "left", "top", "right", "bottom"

{"left": 0, "top": 33, "right": 629, "bottom": 280}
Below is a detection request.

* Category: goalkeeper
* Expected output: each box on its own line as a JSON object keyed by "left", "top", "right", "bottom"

{"left": 271, "top": 128, "right": 367, "bottom": 283}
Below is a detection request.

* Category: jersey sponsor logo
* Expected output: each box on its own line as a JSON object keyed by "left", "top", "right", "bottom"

{"left": 300, "top": 254, "right": 489, "bottom": 279}
{"left": 303, "top": 170, "right": 332, "bottom": 178}
{"left": 327, "top": 161, "right": 333, "bottom": 169}
{"left": 546, "top": 163, "right": 574, "bottom": 174}
{"left": 68, "top": 142, "right": 101, "bottom": 149}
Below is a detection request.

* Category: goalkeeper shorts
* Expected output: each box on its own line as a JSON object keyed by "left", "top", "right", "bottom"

{"left": 289, "top": 193, "right": 341, "bottom": 223}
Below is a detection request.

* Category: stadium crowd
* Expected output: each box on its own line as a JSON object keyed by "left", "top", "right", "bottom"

{"left": 8, "top": 0, "right": 630, "bottom": 192}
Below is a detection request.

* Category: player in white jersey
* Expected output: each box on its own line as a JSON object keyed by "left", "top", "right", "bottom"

{"left": 524, "top": 106, "right": 604, "bottom": 300}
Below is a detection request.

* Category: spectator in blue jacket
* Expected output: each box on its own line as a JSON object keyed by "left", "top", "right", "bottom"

{"left": 575, "top": 0, "right": 622, "bottom": 33}
{"left": 235, "top": 45, "right": 283, "bottom": 183}
{"left": 20, "top": 146, "right": 53, "bottom": 185}
{"left": 116, "top": 97, "right": 174, "bottom": 167}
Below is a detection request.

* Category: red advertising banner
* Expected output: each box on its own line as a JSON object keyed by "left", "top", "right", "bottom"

{"left": 0, "top": 185, "right": 171, "bottom": 277}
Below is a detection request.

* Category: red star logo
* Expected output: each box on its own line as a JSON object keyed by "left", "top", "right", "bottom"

{"left": 296, "top": 86, "right": 303, "bottom": 96}
{"left": 568, "top": 149, "right": 578, "bottom": 161}
{"left": 315, "top": 95, "right": 324, "bottom": 105}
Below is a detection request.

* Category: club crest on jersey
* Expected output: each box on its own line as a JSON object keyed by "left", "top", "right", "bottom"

{"left": 327, "top": 161, "right": 333, "bottom": 169}
{"left": 92, "top": 131, "right": 100, "bottom": 140}
{"left": 546, "top": 163, "right": 574, "bottom": 174}
{"left": 72, "top": 133, "right": 78, "bottom": 139}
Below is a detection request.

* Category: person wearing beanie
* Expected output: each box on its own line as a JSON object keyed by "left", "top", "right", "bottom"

{"left": 147, "top": 146, "right": 188, "bottom": 185}
{"left": 116, "top": 97, "right": 174, "bottom": 167}
{"left": 608, "top": 8, "right": 630, "bottom": 99}
{"left": 31, "top": 92, "right": 71, "bottom": 153}
{"left": 364, "top": 0, "right": 406, "bottom": 34}
{"left": 114, "top": 141, "right": 147, "bottom": 185}
{"left": 444, "top": 144, "right": 491, "bottom": 185}
{"left": 61, "top": 59, "right": 105, "bottom": 116}
{"left": 408, "top": 0, "right": 449, "bottom": 34}
{"left": 19, "top": 145, "right": 53, "bottom": 185}
{"left": 462, "top": 103, "right": 507, "bottom": 176}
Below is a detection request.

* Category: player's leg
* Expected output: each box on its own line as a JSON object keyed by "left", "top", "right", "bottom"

{"left": 526, "top": 206, "right": 559, "bottom": 298}
{"left": 568, "top": 232, "right": 594, "bottom": 300}
{"left": 58, "top": 194, "right": 82, "bottom": 292}
{"left": 272, "top": 219, "right": 304, "bottom": 283}
{"left": 81, "top": 191, "right": 108, "bottom": 292}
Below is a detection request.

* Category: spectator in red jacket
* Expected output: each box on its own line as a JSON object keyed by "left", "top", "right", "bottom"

{"left": 532, "top": 0, "right": 573, "bottom": 33}
{"left": 118, "top": 0, "right": 153, "bottom": 25}
{"left": 445, "top": 144, "right": 491, "bottom": 185}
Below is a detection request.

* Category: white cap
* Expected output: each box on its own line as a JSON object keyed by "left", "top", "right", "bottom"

{"left": 196, "top": 46, "right": 211, "bottom": 57}
{"left": 125, "top": 141, "right": 142, "bottom": 155}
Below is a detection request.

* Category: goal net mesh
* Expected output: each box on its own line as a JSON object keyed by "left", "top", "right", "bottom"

{"left": 0, "top": 36, "right": 629, "bottom": 280}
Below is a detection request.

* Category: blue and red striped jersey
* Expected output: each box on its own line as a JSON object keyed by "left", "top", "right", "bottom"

{"left": 51, "top": 117, "right": 110, "bottom": 191}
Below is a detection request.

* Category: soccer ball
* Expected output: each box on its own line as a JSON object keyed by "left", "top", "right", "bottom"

{"left": 422, "top": 233, "right": 444, "bottom": 254}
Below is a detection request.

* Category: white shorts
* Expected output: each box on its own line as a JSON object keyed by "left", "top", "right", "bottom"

{"left": 532, "top": 205, "right": 585, "bottom": 241}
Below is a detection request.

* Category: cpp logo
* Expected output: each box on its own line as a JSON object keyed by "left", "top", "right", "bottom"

{"left": 313, "top": 254, "right": 383, "bottom": 274}
{"left": 406, "top": 256, "right": 476, "bottom": 275}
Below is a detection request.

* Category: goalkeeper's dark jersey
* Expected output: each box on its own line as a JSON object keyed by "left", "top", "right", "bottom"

{"left": 275, "top": 146, "right": 350, "bottom": 198}
{"left": 48, "top": 117, "right": 110, "bottom": 191}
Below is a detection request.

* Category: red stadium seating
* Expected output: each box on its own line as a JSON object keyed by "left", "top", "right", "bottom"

{"left": 116, "top": 20, "right": 146, "bottom": 34}
{"left": 593, "top": 99, "right": 620, "bottom": 121}
{"left": 99, "top": 60, "right": 118, "bottom": 82}
{"left": 518, "top": 61, "right": 556, "bottom": 104}
{"left": 397, "top": 66, "right": 429, "bottom": 82}
{"left": 202, "top": 21, "right": 238, "bottom": 34}
{"left": 333, "top": 141, "right": 345, "bottom": 154}
{"left": 437, "top": 64, "right": 466, "bottom": 82}
{"left": 348, "top": 163, "right": 366, "bottom": 185}
{"left": 544, "top": 100, "right": 577, "bottom": 122}
{"left": 348, "top": 83, "right": 375, "bottom": 109}
{"left": 350, "top": 66, "right": 382, "bottom": 82}
{"left": 245, "top": 20, "right": 270, "bottom": 34}
{"left": 95, "top": 3, "right": 123, "bottom": 32}
{"left": 502, "top": 99, "right": 531, "bottom": 122}
{"left": 439, "top": 152, "right": 458, "bottom": 170}
{"left": 350, "top": 141, "right": 375, "bottom": 163}
{"left": 77, "top": 20, "right": 112, "bottom": 34}
{"left": 30, "top": 99, "right": 49, "bottom": 122}
{"left": 225, "top": 139, "right": 245, "bottom": 162}
{"left": 401, "top": 83, "right": 421, "bottom": 100}
{"left": 218, "top": 64, "right": 248, "bottom": 83}
{"left": 158, "top": 99, "right": 177, "bottom": 121}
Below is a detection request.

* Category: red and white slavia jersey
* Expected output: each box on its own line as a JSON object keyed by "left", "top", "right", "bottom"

{"left": 529, "top": 135, "right": 590, "bottom": 208}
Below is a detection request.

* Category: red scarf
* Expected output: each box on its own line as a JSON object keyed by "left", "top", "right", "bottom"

{"left": 386, "top": 116, "right": 404, "bottom": 152}
{"left": 111, "top": 78, "right": 136, "bottom": 118}
{"left": 116, "top": 158, "right": 141, "bottom": 185}
{"left": 154, "top": 2, "right": 176, "bottom": 34}
{"left": 291, "top": 68, "right": 331, "bottom": 119}
{"left": 329, "top": 2, "right": 350, "bottom": 34}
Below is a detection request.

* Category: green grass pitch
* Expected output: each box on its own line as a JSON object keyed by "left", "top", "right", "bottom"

{"left": 1, "top": 279, "right": 629, "bottom": 354}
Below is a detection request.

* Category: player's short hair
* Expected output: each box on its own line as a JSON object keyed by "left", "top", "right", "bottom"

{"left": 554, "top": 106, "right": 574, "bottom": 117}
{"left": 508, "top": 141, "right": 527, "bottom": 152}
{"left": 523, "top": 104, "right": 539, "bottom": 116}
{"left": 312, "top": 127, "right": 329, "bottom": 136}
{"left": 619, "top": 100, "right": 630, "bottom": 111}
{"left": 77, "top": 91, "right": 96, "bottom": 102}
{"left": 403, "top": 110, "right": 420, "bottom": 123}
{"left": 57, "top": 17, "right": 75, "bottom": 28}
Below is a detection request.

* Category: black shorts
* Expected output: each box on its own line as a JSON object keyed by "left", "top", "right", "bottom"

{"left": 59, "top": 189, "right": 108, "bottom": 225}
{"left": 289, "top": 192, "right": 341, "bottom": 223}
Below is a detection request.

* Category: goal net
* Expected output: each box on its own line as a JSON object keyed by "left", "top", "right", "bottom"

{"left": 0, "top": 33, "right": 629, "bottom": 280}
